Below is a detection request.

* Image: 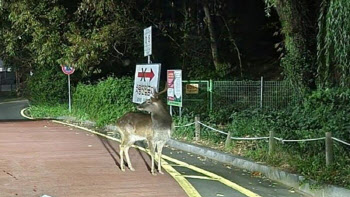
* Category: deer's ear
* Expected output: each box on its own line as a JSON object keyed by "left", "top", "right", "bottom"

{"left": 150, "top": 87, "right": 157, "bottom": 98}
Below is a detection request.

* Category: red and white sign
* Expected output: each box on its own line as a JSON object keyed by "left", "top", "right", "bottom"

{"left": 132, "top": 64, "right": 161, "bottom": 104}
{"left": 167, "top": 70, "right": 182, "bottom": 107}
{"left": 61, "top": 65, "right": 75, "bottom": 75}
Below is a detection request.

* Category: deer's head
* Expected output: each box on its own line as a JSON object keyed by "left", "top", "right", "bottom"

{"left": 137, "top": 84, "right": 168, "bottom": 113}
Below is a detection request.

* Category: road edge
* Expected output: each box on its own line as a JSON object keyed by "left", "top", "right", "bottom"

{"left": 167, "top": 139, "right": 350, "bottom": 197}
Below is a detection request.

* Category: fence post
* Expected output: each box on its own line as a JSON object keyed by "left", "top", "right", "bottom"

{"left": 225, "top": 131, "right": 232, "bottom": 149}
{"left": 209, "top": 79, "right": 213, "bottom": 111}
{"left": 260, "top": 76, "right": 264, "bottom": 109}
{"left": 325, "top": 132, "right": 334, "bottom": 166}
{"left": 269, "top": 130, "right": 275, "bottom": 155}
{"left": 195, "top": 116, "right": 200, "bottom": 141}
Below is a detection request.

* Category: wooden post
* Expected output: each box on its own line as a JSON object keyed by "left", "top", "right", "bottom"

{"left": 195, "top": 116, "right": 200, "bottom": 141}
{"left": 326, "top": 132, "right": 334, "bottom": 166}
{"left": 269, "top": 130, "right": 275, "bottom": 155}
{"left": 260, "top": 76, "right": 264, "bottom": 109}
{"left": 225, "top": 131, "right": 232, "bottom": 149}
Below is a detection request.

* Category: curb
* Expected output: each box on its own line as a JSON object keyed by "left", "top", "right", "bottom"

{"left": 22, "top": 110, "right": 350, "bottom": 197}
{"left": 167, "top": 139, "right": 350, "bottom": 197}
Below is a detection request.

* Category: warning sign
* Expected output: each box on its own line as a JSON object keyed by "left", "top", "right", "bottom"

{"left": 132, "top": 64, "right": 161, "bottom": 104}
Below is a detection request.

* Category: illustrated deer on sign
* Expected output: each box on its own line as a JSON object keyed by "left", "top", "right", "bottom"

{"left": 115, "top": 85, "right": 172, "bottom": 175}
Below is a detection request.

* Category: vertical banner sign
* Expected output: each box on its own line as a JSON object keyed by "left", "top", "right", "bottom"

{"left": 144, "top": 26, "right": 152, "bottom": 57}
{"left": 167, "top": 70, "right": 182, "bottom": 107}
{"left": 132, "top": 64, "right": 161, "bottom": 104}
{"left": 61, "top": 65, "right": 75, "bottom": 112}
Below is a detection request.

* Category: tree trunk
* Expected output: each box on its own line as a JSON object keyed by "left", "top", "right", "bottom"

{"left": 274, "top": 0, "right": 320, "bottom": 90}
{"left": 202, "top": 0, "right": 221, "bottom": 71}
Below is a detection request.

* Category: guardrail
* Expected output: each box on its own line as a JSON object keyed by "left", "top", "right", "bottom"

{"left": 175, "top": 116, "right": 350, "bottom": 166}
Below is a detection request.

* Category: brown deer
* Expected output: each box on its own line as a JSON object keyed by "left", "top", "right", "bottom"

{"left": 115, "top": 85, "right": 173, "bottom": 175}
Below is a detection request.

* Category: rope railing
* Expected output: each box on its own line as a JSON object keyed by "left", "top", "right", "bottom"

{"left": 174, "top": 122, "right": 196, "bottom": 128}
{"left": 175, "top": 119, "right": 349, "bottom": 166}
{"left": 332, "top": 137, "right": 350, "bottom": 147}
{"left": 175, "top": 120, "right": 349, "bottom": 145}
{"left": 274, "top": 137, "right": 326, "bottom": 143}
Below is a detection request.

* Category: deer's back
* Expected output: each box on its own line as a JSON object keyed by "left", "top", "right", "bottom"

{"left": 116, "top": 112, "right": 152, "bottom": 137}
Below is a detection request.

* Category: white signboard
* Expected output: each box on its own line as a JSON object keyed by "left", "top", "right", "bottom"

{"left": 132, "top": 64, "right": 161, "bottom": 104}
{"left": 167, "top": 70, "right": 182, "bottom": 107}
{"left": 144, "top": 26, "right": 152, "bottom": 57}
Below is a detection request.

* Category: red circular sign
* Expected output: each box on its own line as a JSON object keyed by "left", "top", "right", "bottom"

{"left": 61, "top": 65, "right": 75, "bottom": 75}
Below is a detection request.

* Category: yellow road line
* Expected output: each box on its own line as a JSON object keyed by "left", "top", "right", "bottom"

{"left": 162, "top": 155, "right": 262, "bottom": 197}
{"left": 51, "top": 120, "right": 201, "bottom": 197}
{"left": 20, "top": 107, "right": 35, "bottom": 120}
{"left": 182, "top": 175, "right": 218, "bottom": 181}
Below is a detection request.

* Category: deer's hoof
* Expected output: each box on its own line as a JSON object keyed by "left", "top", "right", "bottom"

{"left": 121, "top": 167, "right": 125, "bottom": 172}
{"left": 159, "top": 171, "right": 164, "bottom": 175}
{"left": 129, "top": 167, "right": 135, "bottom": 171}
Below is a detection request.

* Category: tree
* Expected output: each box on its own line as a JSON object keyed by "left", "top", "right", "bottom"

{"left": 264, "top": 0, "right": 321, "bottom": 92}
{"left": 317, "top": 0, "right": 350, "bottom": 87}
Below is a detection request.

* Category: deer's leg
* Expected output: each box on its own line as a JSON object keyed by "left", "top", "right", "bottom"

{"left": 124, "top": 145, "right": 135, "bottom": 171}
{"left": 119, "top": 144, "right": 125, "bottom": 171}
{"left": 148, "top": 140, "right": 156, "bottom": 175}
{"left": 156, "top": 141, "right": 166, "bottom": 174}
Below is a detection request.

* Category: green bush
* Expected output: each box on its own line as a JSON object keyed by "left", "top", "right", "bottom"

{"left": 73, "top": 76, "right": 135, "bottom": 126}
{"left": 27, "top": 66, "right": 67, "bottom": 105}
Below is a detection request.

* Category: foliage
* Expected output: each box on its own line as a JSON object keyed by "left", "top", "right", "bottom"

{"left": 263, "top": 0, "right": 324, "bottom": 93}
{"left": 317, "top": 0, "right": 350, "bottom": 87}
{"left": 73, "top": 77, "right": 135, "bottom": 126}
{"left": 28, "top": 104, "right": 69, "bottom": 119}
{"left": 28, "top": 77, "right": 136, "bottom": 126}
{"left": 26, "top": 66, "right": 67, "bottom": 104}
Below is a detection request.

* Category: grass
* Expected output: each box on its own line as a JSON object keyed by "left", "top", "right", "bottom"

{"left": 27, "top": 104, "right": 70, "bottom": 119}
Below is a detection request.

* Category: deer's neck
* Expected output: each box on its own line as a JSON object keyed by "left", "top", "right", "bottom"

{"left": 150, "top": 106, "right": 172, "bottom": 129}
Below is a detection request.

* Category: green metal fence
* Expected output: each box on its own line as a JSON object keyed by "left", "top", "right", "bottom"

{"left": 181, "top": 78, "right": 295, "bottom": 113}
{"left": 181, "top": 80, "right": 212, "bottom": 114}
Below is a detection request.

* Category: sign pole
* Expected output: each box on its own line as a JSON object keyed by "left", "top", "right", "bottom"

{"left": 61, "top": 65, "right": 75, "bottom": 113}
{"left": 68, "top": 74, "right": 71, "bottom": 113}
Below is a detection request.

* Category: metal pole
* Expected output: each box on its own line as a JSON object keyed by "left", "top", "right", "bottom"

{"left": 68, "top": 74, "right": 71, "bottom": 113}
{"left": 179, "top": 107, "right": 182, "bottom": 118}
{"left": 260, "top": 76, "right": 264, "bottom": 109}
{"left": 169, "top": 105, "right": 173, "bottom": 116}
{"left": 148, "top": 56, "right": 151, "bottom": 64}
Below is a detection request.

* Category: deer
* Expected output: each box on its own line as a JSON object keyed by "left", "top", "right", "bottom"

{"left": 114, "top": 85, "right": 173, "bottom": 175}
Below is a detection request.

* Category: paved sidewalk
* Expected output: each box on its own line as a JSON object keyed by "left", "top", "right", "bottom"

{"left": 0, "top": 120, "right": 187, "bottom": 197}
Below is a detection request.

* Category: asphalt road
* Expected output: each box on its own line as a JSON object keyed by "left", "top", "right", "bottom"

{"left": 0, "top": 100, "right": 29, "bottom": 120}
{"left": 0, "top": 100, "right": 308, "bottom": 197}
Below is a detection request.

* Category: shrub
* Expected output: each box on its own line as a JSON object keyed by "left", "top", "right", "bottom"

{"left": 27, "top": 66, "right": 67, "bottom": 105}
{"left": 73, "top": 76, "right": 135, "bottom": 126}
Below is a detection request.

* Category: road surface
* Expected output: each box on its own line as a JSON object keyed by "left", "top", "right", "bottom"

{"left": 0, "top": 100, "right": 307, "bottom": 197}
{"left": 0, "top": 100, "right": 29, "bottom": 120}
